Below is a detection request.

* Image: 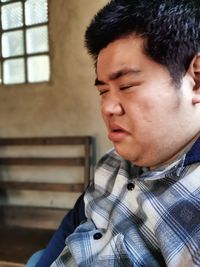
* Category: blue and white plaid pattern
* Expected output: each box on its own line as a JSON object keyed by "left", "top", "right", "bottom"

{"left": 51, "top": 148, "right": 200, "bottom": 267}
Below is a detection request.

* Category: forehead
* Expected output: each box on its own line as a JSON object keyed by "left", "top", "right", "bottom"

{"left": 96, "top": 37, "right": 147, "bottom": 78}
{"left": 96, "top": 36, "right": 171, "bottom": 84}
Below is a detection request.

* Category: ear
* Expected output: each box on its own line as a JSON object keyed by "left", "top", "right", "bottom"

{"left": 188, "top": 53, "right": 200, "bottom": 105}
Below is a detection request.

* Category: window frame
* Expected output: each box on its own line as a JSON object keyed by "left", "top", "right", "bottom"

{"left": 0, "top": 0, "right": 50, "bottom": 85}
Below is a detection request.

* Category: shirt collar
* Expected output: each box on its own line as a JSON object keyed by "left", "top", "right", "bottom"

{"left": 183, "top": 137, "right": 200, "bottom": 166}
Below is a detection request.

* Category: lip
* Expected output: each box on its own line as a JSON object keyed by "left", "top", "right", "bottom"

{"left": 108, "top": 124, "right": 130, "bottom": 142}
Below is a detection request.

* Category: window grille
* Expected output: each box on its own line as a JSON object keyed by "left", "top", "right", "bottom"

{"left": 0, "top": 0, "right": 50, "bottom": 85}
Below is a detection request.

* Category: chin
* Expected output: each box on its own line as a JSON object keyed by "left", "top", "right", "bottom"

{"left": 114, "top": 144, "right": 139, "bottom": 163}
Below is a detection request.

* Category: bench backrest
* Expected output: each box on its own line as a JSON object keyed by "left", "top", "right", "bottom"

{"left": 0, "top": 136, "right": 94, "bottom": 229}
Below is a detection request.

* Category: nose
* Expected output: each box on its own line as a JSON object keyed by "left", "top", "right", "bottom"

{"left": 101, "top": 94, "right": 124, "bottom": 117}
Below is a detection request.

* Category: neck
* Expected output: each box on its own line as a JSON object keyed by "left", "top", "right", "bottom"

{"left": 149, "top": 134, "right": 200, "bottom": 171}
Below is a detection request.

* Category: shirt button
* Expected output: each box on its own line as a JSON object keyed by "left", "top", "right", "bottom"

{"left": 93, "top": 232, "right": 103, "bottom": 240}
{"left": 127, "top": 183, "right": 135, "bottom": 191}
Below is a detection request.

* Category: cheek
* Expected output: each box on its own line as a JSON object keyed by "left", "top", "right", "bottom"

{"left": 126, "top": 98, "right": 166, "bottom": 135}
{"left": 126, "top": 97, "right": 155, "bottom": 121}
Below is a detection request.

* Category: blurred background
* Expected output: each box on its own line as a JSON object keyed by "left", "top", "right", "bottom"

{"left": 0, "top": 0, "right": 111, "bottom": 161}
{"left": 0, "top": 2, "right": 113, "bottom": 264}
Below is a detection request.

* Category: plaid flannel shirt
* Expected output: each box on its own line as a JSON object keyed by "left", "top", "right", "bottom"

{"left": 51, "top": 140, "right": 200, "bottom": 267}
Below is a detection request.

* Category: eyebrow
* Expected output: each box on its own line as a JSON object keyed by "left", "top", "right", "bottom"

{"left": 94, "top": 68, "right": 141, "bottom": 86}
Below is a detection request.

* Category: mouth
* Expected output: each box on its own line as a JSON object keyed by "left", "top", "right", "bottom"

{"left": 112, "top": 129, "right": 126, "bottom": 133}
{"left": 110, "top": 123, "right": 128, "bottom": 132}
{"left": 108, "top": 125, "right": 130, "bottom": 142}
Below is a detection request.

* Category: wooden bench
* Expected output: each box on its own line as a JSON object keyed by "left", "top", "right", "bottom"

{"left": 0, "top": 136, "right": 94, "bottom": 266}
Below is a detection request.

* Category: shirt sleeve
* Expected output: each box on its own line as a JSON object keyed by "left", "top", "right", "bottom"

{"left": 36, "top": 192, "right": 86, "bottom": 267}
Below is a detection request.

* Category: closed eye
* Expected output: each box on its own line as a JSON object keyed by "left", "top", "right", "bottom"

{"left": 120, "top": 85, "right": 133, "bottom": 90}
{"left": 120, "top": 82, "right": 141, "bottom": 91}
{"left": 98, "top": 89, "right": 109, "bottom": 95}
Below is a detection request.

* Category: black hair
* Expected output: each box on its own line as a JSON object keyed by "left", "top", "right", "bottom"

{"left": 85, "top": 0, "right": 200, "bottom": 85}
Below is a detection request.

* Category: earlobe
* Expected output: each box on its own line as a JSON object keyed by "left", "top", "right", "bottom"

{"left": 188, "top": 53, "right": 200, "bottom": 105}
{"left": 189, "top": 53, "right": 200, "bottom": 86}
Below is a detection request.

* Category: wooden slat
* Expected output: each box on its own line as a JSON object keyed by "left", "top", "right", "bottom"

{"left": 0, "top": 261, "right": 24, "bottom": 267}
{"left": 0, "top": 206, "right": 68, "bottom": 229}
{"left": 84, "top": 137, "right": 92, "bottom": 187}
{"left": 0, "top": 136, "right": 92, "bottom": 146}
{"left": 0, "top": 181, "right": 84, "bottom": 192}
{"left": 0, "top": 136, "right": 93, "bottom": 265}
{"left": 0, "top": 157, "right": 84, "bottom": 166}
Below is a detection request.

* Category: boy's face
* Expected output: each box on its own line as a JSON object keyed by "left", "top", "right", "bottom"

{"left": 96, "top": 36, "right": 198, "bottom": 168}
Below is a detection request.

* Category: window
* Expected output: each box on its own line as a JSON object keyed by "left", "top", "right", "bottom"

{"left": 0, "top": 0, "right": 50, "bottom": 85}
